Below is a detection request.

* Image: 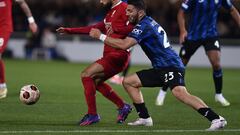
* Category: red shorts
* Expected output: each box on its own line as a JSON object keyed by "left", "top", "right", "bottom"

{"left": 96, "top": 51, "right": 130, "bottom": 80}
{"left": 0, "top": 31, "right": 11, "bottom": 53}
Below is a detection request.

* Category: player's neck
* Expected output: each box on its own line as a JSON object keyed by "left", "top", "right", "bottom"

{"left": 112, "top": 0, "right": 121, "bottom": 8}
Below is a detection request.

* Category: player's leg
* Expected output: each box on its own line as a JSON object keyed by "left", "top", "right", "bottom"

{"left": 0, "top": 32, "right": 11, "bottom": 99}
{"left": 172, "top": 86, "right": 227, "bottom": 130}
{"left": 167, "top": 69, "right": 226, "bottom": 130}
{"left": 155, "top": 85, "right": 168, "bottom": 106}
{"left": 95, "top": 55, "right": 132, "bottom": 123}
{"left": 122, "top": 73, "right": 153, "bottom": 126}
{"left": 155, "top": 40, "right": 200, "bottom": 105}
{"left": 205, "top": 39, "right": 230, "bottom": 106}
{"left": 79, "top": 62, "right": 104, "bottom": 126}
{"left": 109, "top": 49, "right": 132, "bottom": 85}
{"left": 109, "top": 61, "right": 131, "bottom": 85}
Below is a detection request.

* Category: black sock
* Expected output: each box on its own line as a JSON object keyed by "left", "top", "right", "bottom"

{"left": 198, "top": 108, "right": 220, "bottom": 121}
{"left": 213, "top": 69, "right": 223, "bottom": 94}
{"left": 162, "top": 85, "right": 168, "bottom": 92}
{"left": 133, "top": 103, "right": 150, "bottom": 119}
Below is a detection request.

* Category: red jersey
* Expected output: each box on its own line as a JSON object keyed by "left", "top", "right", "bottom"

{"left": 65, "top": 1, "right": 134, "bottom": 55}
{"left": 0, "top": 0, "right": 13, "bottom": 32}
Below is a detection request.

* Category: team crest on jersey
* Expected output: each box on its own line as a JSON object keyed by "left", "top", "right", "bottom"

{"left": 0, "top": 1, "right": 6, "bottom": 7}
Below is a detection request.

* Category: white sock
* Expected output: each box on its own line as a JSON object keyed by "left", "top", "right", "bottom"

{"left": 0, "top": 83, "right": 6, "bottom": 89}
{"left": 157, "top": 89, "right": 166, "bottom": 99}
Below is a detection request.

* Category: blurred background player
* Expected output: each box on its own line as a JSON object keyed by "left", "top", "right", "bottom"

{"left": 90, "top": 0, "right": 227, "bottom": 130}
{"left": 156, "top": 0, "right": 240, "bottom": 106}
{"left": 56, "top": 0, "right": 133, "bottom": 126}
{"left": 0, "top": 0, "right": 38, "bottom": 99}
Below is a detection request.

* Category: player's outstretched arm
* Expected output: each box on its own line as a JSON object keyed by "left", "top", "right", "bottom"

{"left": 90, "top": 28, "right": 137, "bottom": 50}
{"left": 15, "top": 0, "right": 38, "bottom": 34}
{"left": 56, "top": 22, "right": 105, "bottom": 35}
{"left": 177, "top": 9, "right": 188, "bottom": 44}
{"left": 230, "top": 6, "right": 240, "bottom": 28}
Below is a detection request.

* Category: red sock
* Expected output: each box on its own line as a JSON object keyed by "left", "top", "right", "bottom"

{"left": 81, "top": 77, "right": 97, "bottom": 115}
{"left": 0, "top": 60, "right": 5, "bottom": 83}
{"left": 96, "top": 83, "right": 124, "bottom": 109}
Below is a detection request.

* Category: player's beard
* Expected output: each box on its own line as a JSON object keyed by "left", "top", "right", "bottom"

{"left": 102, "top": 2, "right": 113, "bottom": 13}
{"left": 129, "top": 14, "right": 138, "bottom": 25}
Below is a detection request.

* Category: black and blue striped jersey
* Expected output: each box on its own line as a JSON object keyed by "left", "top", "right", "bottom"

{"left": 181, "top": 0, "right": 232, "bottom": 40}
{"left": 128, "top": 16, "right": 185, "bottom": 70}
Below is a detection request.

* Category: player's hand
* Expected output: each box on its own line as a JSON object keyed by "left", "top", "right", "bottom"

{"left": 56, "top": 27, "right": 68, "bottom": 35}
{"left": 29, "top": 22, "right": 38, "bottom": 34}
{"left": 179, "top": 30, "right": 187, "bottom": 44}
{"left": 89, "top": 28, "right": 102, "bottom": 39}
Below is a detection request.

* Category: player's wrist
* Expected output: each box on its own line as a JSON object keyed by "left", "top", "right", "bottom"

{"left": 28, "top": 16, "right": 35, "bottom": 24}
{"left": 99, "top": 34, "right": 107, "bottom": 42}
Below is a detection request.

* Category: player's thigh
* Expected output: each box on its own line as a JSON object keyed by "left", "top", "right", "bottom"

{"left": 81, "top": 62, "right": 105, "bottom": 78}
{"left": 136, "top": 68, "right": 163, "bottom": 87}
{"left": 204, "top": 39, "right": 221, "bottom": 68}
{"left": 96, "top": 52, "right": 129, "bottom": 79}
{"left": 0, "top": 31, "right": 11, "bottom": 54}
{"left": 123, "top": 73, "right": 142, "bottom": 88}
{"left": 179, "top": 40, "right": 201, "bottom": 60}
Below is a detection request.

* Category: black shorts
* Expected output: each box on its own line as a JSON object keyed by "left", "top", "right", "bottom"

{"left": 179, "top": 38, "right": 221, "bottom": 59}
{"left": 136, "top": 68, "right": 185, "bottom": 90}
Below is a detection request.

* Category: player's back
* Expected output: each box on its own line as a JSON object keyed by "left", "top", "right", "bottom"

{"left": 0, "top": 0, "right": 13, "bottom": 32}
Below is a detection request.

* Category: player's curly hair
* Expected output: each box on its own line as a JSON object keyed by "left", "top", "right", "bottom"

{"left": 127, "top": 0, "right": 146, "bottom": 11}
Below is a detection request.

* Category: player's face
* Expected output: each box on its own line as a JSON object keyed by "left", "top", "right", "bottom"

{"left": 126, "top": 5, "right": 139, "bottom": 24}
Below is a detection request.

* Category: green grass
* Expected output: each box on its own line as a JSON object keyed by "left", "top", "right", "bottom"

{"left": 0, "top": 59, "right": 240, "bottom": 135}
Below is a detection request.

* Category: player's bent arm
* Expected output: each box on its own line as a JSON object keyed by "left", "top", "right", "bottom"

{"left": 104, "top": 36, "right": 137, "bottom": 50}
{"left": 89, "top": 28, "right": 137, "bottom": 50}
{"left": 230, "top": 6, "right": 240, "bottom": 28}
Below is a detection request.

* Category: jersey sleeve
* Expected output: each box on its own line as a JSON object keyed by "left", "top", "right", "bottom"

{"left": 221, "top": 0, "right": 233, "bottom": 10}
{"left": 128, "top": 24, "right": 147, "bottom": 43}
{"left": 65, "top": 21, "right": 105, "bottom": 34}
{"left": 181, "top": 0, "right": 195, "bottom": 13}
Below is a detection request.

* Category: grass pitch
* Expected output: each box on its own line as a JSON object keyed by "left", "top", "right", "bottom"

{"left": 0, "top": 59, "right": 239, "bottom": 135}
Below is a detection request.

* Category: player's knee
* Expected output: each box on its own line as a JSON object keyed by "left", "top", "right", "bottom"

{"left": 172, "top": 86, "right": 187, "bottom": 100}
{"left": 212, "top": 63, "right": 221, "bottom": 70}
{"left": 80, "top": 71, "right": 91, "bottom": 78}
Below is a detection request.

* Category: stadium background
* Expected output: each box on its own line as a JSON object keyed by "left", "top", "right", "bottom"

{"left": 0, "top": 0, "right": 240, "bottom": 134}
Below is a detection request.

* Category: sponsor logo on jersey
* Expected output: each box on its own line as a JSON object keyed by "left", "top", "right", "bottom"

{"left": 198, "top": 0, "right": 204, "bottom": 3}
{"left": 215, "top": 0, "right": 219, "bottom": 4}
{"left": 132, "top": 28, "right": 143, "bottom": 35}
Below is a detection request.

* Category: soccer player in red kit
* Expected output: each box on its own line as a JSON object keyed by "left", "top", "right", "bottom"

{"left": 0, "top": 0, "right": 38, "bottom": 99}
{"left": 56, "top": 0, "right": 133, "bottom": 126}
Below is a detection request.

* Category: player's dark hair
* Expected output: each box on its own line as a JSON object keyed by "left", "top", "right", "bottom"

{"left": 127, "top": 0, "right": 146, "bottom": 11}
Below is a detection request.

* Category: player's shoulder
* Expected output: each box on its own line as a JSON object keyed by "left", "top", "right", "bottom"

{"left": 116, "top": 1, "right": 128, "bottom": 10}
